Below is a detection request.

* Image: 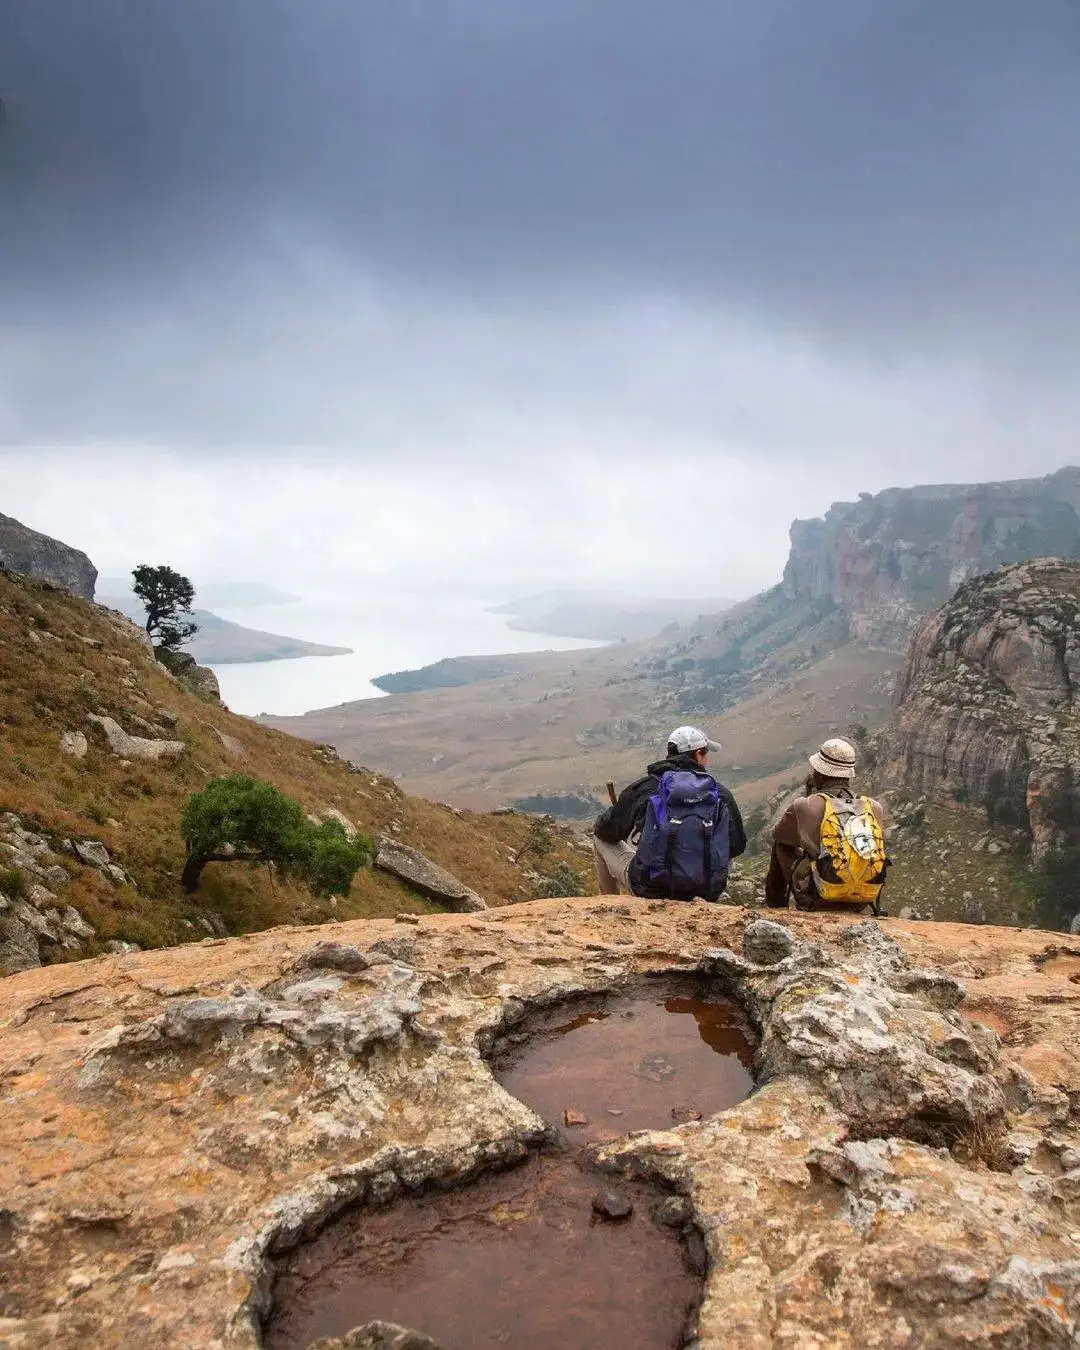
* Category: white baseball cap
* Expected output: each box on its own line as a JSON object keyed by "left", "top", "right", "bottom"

{"left": 667, "top": 725, "right": 721, "bottom": 755}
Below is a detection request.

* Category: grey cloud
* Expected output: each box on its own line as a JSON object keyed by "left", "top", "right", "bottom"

{"left": 4, "top": 1, "right": 1080, "bottom": 342}
{"left": 2, "top": 0, "right": 1078, "bottom": 560}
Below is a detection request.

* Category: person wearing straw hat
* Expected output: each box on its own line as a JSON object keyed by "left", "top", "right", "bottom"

{"left": 764, "top": 737, "right": 886, "bottom": 909}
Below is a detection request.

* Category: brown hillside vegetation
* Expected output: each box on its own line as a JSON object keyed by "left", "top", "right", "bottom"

{"left": 267, "top": 638, "right": 898, "bottom": 812}
{"left": 0, "top": 573, "right": 592, "bottom": 957}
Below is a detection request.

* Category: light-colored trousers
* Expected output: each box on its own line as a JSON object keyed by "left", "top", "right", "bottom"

{"left": 592, "top": 835, "right": 635, "bottom": 895}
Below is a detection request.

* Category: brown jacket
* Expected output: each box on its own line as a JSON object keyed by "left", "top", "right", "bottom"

{"left": 765, "top": 781, "right": 885, "bottom": 907}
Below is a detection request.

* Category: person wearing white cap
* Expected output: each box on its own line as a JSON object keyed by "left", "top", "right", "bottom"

{"left": 592, "top": 725, "right": 745, "bottom": 896}
{"left": 765, "top": 737, "right": 886, "bottom": 909}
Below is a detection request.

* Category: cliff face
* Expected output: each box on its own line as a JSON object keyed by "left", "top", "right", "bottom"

{"left": 884, "top": 557, "right": 1080, "bottom": 860}
{"left": 0, "top": 511, "right": 98, "bottom": 600}
{"left": 783, "top": 467, "right": 1080, "bottom": 649}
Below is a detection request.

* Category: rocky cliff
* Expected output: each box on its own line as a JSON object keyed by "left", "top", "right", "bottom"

{"left": 783, "top": 467, "right": 1080, "bottom": 649}
{"left": 1, "top": 901, "right": 1079, "bottom": 1348}
{"left": 884, "top": 557, "right": 1080, "bottom": 862}
{"left": 0, "top": 511, "right": 97, "bottom": 600}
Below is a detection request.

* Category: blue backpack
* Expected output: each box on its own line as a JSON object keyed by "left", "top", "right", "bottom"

{"left": 630, "top": 770, "right": 731, "bottom": 900}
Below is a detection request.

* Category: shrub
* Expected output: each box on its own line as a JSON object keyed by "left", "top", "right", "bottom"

{"left": 514, "top": 816, "right": 555, "bottom": 866}
{"left": 1030, "top": 845, "right": 1080, "bottom": 932}
{"left": 0, "top": 867, "right": 27, "bottom": 900}
{"left": 85, "top": 798, "right": 109, "bottom": 825}
{"left": 533, "top": 861, "right": 585, "bottom": 899}
{"left": 299, "top": 819, "right": 375, "bottom": 898}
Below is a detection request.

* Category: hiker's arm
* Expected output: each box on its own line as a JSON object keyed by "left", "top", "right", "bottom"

{"left": 771, "top": 801, "right": 803, "bottom": 851}
{"left": 765, "top": 843, "right": 796, "bottom": 906}
{"left": 594, "top": 780, "right": 647, "bottom": 842}
{"left": 723, "top": 789, "right": 747, "bottom": 858}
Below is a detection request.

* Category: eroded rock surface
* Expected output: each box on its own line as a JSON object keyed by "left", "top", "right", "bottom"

{"left": 0, "top": 814, "right": 102, "bottom": 974}
{"left": 1, "top": 900, "right": 1079, "bottom": 1348}
{"left": 0, "top": 511, "right": 98, "bottom": 601}
{"left": 885, "top": 557, "right": 1080, "bottom": 861}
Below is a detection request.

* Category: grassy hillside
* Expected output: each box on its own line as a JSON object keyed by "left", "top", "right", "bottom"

{"left": 0, "top": 573, "right": 593, "bottom": 958}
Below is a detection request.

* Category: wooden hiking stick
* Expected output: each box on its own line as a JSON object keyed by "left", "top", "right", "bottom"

{"left": 606, "top": 780, "right": 617, "bottom": 805}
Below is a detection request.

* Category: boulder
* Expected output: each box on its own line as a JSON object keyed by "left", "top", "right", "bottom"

{"left": 154, "top": 648, "right": 222, "bottom": 704}
{"left": 73, "top": 839, "right": 111, "bottom": 870}
{"left": 208, "top": 725, "right": 245, "bottom": 757}
{"left": 59, "top": 730, "right": 88, "bottom": 759}
{"left": 373, "top": 837, "right": 487, "bottom": 912}
{"left": 742, "top": 919, "right": 796, "bottom": 966}
{"left": 318, "top": 807, "right": 359, "bottom": 840}
{"left": 0, "top": 511, "right": 97, "bottom": 600}
{"left": 87, "top": 714, "right": 185, "bottom": 762}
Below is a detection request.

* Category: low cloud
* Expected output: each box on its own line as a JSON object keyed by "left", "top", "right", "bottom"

{"left": 2, "top": 2, "right": 1078, "bottom": 599}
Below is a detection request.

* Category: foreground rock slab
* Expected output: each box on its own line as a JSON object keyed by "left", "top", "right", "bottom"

{"left": 1, "top": 901, "right": 1080, "bottom": 1348}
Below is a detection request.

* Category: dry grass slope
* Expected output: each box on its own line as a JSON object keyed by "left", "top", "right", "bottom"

{"left": 0, "top": 574, "right": 592, "bottom": 958}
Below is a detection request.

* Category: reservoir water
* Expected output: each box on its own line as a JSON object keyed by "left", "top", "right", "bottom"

{"left": 207, "top": 592, "right": 602, "bottom": 717}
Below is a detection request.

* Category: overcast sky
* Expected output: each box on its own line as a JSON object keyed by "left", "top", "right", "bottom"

{"left": 2, "top": 1, "right": 1078, "bottom": 600}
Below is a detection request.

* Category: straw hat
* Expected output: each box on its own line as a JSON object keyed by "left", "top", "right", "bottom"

{"left": 808, "top": 737, "right": 857, "bottom": 779}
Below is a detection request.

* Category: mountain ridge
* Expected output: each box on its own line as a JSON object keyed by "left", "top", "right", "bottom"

{"left": 267, "top": 467, "right": 1080, "bottom": 811}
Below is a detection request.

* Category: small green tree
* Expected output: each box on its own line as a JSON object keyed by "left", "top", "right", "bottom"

{"left": 179, "top": 774, "right": 372, "bottom": 896}
{"left": 514, "top": 815, "right": 555, "bottom": 867}
{"left": 132, "top": 564, "right": 198, "bottom": 651}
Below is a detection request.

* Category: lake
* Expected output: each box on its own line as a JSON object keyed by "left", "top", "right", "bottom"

{"left": 207, "top": 593, "right": 603, "bottom": 716}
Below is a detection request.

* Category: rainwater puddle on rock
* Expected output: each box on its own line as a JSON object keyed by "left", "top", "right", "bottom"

{"left": 494, "top": 982, "right": 756, "bottom": 1142}
{"left": 265, "top": 1152, "right": 702, "bottom": 1350}
{"left": 265, "top": 982, "right": 755, "bottom": 1350}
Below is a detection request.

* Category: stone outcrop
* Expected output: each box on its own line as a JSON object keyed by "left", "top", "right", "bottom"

{"left": 86, "top": 713, "right": 186, "bottom": 763}
{"left": 2, "top": 899, "right": 1080, "bottom": 1348}
{"left": 783, "top": 466, "right": 1080, "bottom": 649}
{"left": 374, "top": 836, "right": 487, "bottom": 911}
{"left": 154, "top": 646, "right": 223, "bottom": 704}
{"left": 884, "top": 557, "right": 1080, "bottom": 860}
{"left": 0, "top": 512, "right": 98, "bottom": 601}
{"left": 0, "top": 814, "right": 106, "bottom": 974}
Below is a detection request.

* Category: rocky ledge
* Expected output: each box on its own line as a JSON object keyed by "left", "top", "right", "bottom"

{"left": 0, "top": 512, "right": 98, "bottom": 602}
{"left": 1, "top": 899, "right": 1079, "bottom": 1348}
{"left": 885, "top": 557, "right": 1080, "bottom": 859}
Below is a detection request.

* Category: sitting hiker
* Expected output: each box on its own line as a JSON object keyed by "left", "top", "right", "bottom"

{"left": 592, "top": 726, "right": 746, "bottom": 901}
{"left": 765, "top": 738, "right": 888, "bottom": 912}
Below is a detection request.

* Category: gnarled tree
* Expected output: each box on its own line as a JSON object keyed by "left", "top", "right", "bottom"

{"left": 132, "top": 563, "right": 198, "bottom": 651}
{"left": 180, "top": 773, "right": 372, "bottom": 896}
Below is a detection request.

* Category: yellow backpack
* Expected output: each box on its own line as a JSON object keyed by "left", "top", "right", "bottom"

{"left": 810, "top": 794, "right": 887, "bottom": 907}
